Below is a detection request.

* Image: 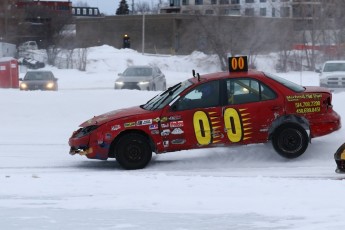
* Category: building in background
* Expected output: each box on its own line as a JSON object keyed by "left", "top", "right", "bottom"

{"left": 160, "top": 0, "right": 337, "bottom": 19}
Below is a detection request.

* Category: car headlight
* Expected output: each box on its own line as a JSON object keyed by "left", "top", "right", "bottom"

{"left": 115, "top": 81, "right": 124, "bottom": 85}
{"left": 46, "top": 82, "right": 55, "bottom": 89}
{"left": 139, "top": 81, "right": 149, "bottom": 85}
{"left": 20, "top": 83, "right": 27, "bottom": 89}
{"left": 75, "top": 125, "right": 99, "bottom": 138}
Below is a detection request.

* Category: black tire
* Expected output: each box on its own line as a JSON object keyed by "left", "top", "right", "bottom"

{"left": 115, "top": 133, "right": 152, "bottom": 170}
{"left": 272, "top": 124, "right": 309, "bottom": 159}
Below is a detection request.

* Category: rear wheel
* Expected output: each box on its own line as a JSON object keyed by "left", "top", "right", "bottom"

{"left": 115, "top": 133, "right": 152, "bottom": 169}
{"left": 272, "top": 125, "right": 308, "bottom": 159}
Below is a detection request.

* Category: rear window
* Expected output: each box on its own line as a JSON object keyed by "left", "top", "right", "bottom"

{"left": 264, "top": 72, "right": 305, "bottom": 93}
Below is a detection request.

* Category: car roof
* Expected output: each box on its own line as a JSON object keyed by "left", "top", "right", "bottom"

{"left": 127, "top": 65, "right": 153, "bottom": 68}
{"left": 189, "top": 70, "right": 266, "bottom": 83}
{"left": 324, "top": 60, "right": 345, "bottom": 64}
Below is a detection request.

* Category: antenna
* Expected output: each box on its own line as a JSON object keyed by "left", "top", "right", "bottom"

{"left": 192, "top": 69, "right": 196, "bottom": 77}
{"left": 197, "top": 73, "right": 200, "bottom": 82}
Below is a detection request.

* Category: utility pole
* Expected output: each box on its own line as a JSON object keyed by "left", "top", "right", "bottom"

{"left": 142, "top": 13, "right": 145, "bottom": 54}
{"left": 3, "top": 0, "right": 9, "bottom": 41}
{"left": 132, "top": 0, "right": 134, "bottom": 14}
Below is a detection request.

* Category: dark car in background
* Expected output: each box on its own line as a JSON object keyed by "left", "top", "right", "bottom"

{"left": 19, "top": 71, "right": 58, "bottom": 91}
{"left": 115, "top": 65, "right": 166, "bottom": 91}
{"left": 18, "top": 57, "right": 45, "bottom": 69}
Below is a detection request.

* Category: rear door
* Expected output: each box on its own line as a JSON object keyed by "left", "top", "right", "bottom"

{"left": 222, "top": 78, "right": 285, "bottom": 144}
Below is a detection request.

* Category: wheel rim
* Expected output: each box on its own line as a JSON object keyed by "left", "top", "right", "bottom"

{"left": 278, "top": 128, "right": 303, "bottom": 153}
{"left": 125, "top": 144, "right": 143, "bottom": 162}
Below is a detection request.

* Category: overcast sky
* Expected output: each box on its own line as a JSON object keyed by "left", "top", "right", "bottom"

{"left": 62, "top": 0, "right": 163, "bottom": 15}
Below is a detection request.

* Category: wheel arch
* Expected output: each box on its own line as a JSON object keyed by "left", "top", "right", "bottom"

{"left": 268, "top": 115, "right": 310, "bottom": 141}
{"left": 108, "top": 129, "right": 155, "bottom": 158}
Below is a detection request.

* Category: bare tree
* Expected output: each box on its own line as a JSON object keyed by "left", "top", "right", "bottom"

{"left": 136, "top": 1, "right": 151, "bottom": 14}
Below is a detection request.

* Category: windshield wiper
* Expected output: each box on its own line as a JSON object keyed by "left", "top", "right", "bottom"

{"left": 150, "top": 83, "right": 182, "bottom": 110}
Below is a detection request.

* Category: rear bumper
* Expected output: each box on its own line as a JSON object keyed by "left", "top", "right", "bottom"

{"left": 310, "top": 111, "right": 341, "bottom": 138}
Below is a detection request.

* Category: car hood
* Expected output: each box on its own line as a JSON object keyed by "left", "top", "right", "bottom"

{"left": 80, "top": 106, "right": 151, "bottom": 127}
{"left": 320, "top": 71, "right": 345, "bottom": 79}
{"left": 116, "top": 76, "right": 153, "bottom": 82}
{"left": 22, "top": 80, "right": 53, "bottom": 84}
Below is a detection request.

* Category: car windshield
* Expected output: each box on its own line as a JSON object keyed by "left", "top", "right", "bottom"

{"left": 123, "top": 67, "right": 152, "bottom": 77}
{"left": 24, "top": 72, "right": 53, "bottom": 80}
{"left": 323, "top": 63, "right": 345, "bottom": 72}
{"left": 264, "top": 72, "right": 305, "bottom": 92}
{"left": 142, "top": 80, "right": 193, "bottom": 111}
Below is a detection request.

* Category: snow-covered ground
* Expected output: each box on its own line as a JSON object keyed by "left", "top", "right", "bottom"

{"left": 1, "top": 46, "right": 345, "bottom": 230}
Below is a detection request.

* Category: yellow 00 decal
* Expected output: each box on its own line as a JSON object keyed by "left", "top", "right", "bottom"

{"left": 193, "top": 108, "right": 243, "bottom": 145}
{"left": 193, "top": 111, "right": 212, "bottom": 145}
{"left": 224, "top": 108, "right": 242, "bottom": 142}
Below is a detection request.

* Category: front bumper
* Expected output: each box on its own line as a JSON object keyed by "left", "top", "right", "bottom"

{"left": 114, "top": 82, "right": 149, "bottom": 90}
{"left": 68, "top": 128, "right": 109, "bottom": 160}
{"left": 320, "top": 77, "right": 345, "bottom": 88}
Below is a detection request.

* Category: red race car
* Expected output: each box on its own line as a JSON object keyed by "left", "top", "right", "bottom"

{"left": 69, "top": 57, "right": 341, "bottom": 169}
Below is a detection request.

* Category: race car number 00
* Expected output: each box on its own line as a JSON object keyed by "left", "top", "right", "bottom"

{"left": 193, "top": 108, "right": 243, "bottom": 145}
{"left": 231, "top": 57, "right": 245, "bottom": 70}
{"left": 228, "top": 56, "right": 248, "bottom": 72}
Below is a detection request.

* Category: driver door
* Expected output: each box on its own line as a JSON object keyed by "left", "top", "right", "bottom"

{"left": 159, "top": 80, "right": 225, "bottom": 152}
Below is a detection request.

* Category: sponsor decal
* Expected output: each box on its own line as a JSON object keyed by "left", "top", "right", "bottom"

{"left": 105, "top": 133, "right": 112, "bottom": 140}
{"left": 169, "top": 115, "right": 181, "bottom": 121}
{"left": 161, "top": 129, "right": 170, "bottom": 136}
{"left": 286, "top": 93, "right": 322, "bottom": 102}
{"left": 149, "top": 124, "right": 159, "bottom": 130}
{"left": 111, "top": 125, "right": 121, "bottom": 131}
{"left": 170, "top": 121, "right": 184, "bottom": 128}
{"left": 124, "top": 122, "right": 136, "bottom": 128}
{"left": 161, "top": 117, "right": 168, "bottom": 122}
{"left": 153, "top": 117, "right": 160, "bottom": 122}
{"left": 151, "top": 130, "right": 160, "bottom": 135}
{"left": 171, "top": 139, "right": 186, "bottom": 145}
{"left": 161, "top": 123, "right": 169, "bottom": 128}
{"left": 171, "top": 128, "right": 184, "bottom": 135}
{"left": 294, "top": 100, "right": 321, "bottom": 114}
{"left": 163, "top": 140, "right": 169, "bottom": 148}
{"left": 296, "top": 107, "right": 321, "bottom": 114}
{"left": 136, "top": 119, "right": 152, "bottom": 126}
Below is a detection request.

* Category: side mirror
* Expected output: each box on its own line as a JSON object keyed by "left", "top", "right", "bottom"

{"left": 170, "top": 103, "right": 177, "bottom": 111}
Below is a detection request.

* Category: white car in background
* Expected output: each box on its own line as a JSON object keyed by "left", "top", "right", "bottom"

{"left": 115, "top": 65, "right": 166, "bottom": 91}
{"left": 317, "top": 60, "right": 345, "bottom": 88}
{"left": 18, "top": 41, "right": 38, "bottom": 51}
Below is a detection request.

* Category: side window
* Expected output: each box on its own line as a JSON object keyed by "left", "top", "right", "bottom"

{"left": 226, "top": 78, "right": 276, "bottom": 105}
{"left": 174, "top": 80, "right": 220, "bottom": 111}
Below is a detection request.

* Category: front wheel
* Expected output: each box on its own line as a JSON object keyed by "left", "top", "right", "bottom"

{"left": 115, "top": 133, "right": 152, "bottom": 170}
{"left": 272, "top": 125, "right": 309, "bottom": 159}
